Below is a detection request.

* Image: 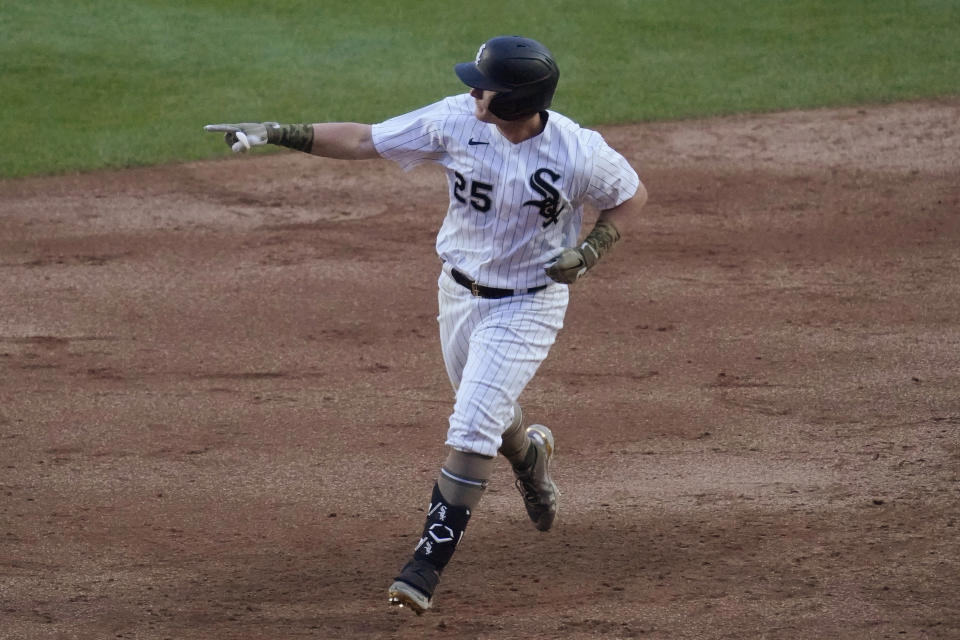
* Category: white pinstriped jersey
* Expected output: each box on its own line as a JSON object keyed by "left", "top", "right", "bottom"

{"left": 372, "top": 93, "right": 640, "bottom": 290}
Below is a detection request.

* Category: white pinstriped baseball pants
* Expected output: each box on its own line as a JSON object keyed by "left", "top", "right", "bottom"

{"left": 437, "top": 269, "right": 569, "bottom": 457}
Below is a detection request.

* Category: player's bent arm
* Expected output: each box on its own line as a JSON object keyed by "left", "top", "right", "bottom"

{"left": 580, "top": 183, "right": 648, "bottom": 270}
{"left": 596, "top": 181, "right": 647, "bottom": 236}
{"left": 544, "top": 181, "right": 647, "bottom": 284}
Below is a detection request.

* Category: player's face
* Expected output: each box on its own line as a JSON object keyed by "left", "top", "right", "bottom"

{"left": 470, "top": 88, "right": 501, "bottom": 124}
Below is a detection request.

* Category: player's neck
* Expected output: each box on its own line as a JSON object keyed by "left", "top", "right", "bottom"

{"left": 495, "top": 112, "right": 545, "bottom": 144}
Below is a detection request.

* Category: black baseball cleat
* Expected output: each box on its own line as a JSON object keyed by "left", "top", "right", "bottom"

{"left": 387, "top": 559, "right": 440, "bottom": 615}
{"left": 513, "top": 424, "right": 559, "bottom": 531}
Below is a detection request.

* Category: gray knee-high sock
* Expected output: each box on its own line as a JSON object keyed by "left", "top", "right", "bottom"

{"left": 498, "top": 402, "right": 530, "bottom": 468}
{"left": 437, "top": 449, "right": 495, "bottom": 510}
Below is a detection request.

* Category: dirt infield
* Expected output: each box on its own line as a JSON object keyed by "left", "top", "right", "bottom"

{"left": 2, "top": 99, "right": 959, "bottom": 640}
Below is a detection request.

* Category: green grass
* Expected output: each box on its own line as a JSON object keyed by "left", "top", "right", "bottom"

{"left": 1, "top": 0, "right": 958, "bottom": 178}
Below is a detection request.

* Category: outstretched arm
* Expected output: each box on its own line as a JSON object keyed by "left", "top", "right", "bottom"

{"left": 204, "top": 122, "right": 379, "bottom": 160}
{"left": 308, "top": 123, "right": 377, "bottom": 159}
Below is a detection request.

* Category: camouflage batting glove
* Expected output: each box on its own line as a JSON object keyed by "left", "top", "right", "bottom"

{"left": 203, "top": 122, "right": 272, "bottom": 153}
{"left": 204, "top": 122, "right": 315, "bottom": 154}
{"left": 544, "top": 219, "right": 622, "bottom": 284}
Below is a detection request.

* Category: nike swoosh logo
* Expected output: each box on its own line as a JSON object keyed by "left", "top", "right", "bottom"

{"left": 468, "top": 138, "right": 489, "bottom": 146}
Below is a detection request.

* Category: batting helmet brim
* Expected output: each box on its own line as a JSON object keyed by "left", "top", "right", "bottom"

{"left": 454, "top": 62, "right": 512, "bottom": 92}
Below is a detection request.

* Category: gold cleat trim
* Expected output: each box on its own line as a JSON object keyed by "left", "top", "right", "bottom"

{"left": 388, "top": 583, "right": 431, "bottom": 615}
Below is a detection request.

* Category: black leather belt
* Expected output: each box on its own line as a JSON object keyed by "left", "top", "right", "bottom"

{"left": 450, "top": 268, "right": 548, "bottom": 299}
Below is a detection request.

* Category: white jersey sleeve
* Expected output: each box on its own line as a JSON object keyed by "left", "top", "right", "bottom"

{"left": 582, "top": 131, "right": 641, "bottom": 211}
{"left": 370, "top": 96, "right": 463, "bottom": 171}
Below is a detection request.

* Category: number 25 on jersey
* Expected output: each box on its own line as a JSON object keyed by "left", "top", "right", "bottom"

{"left": 453, "top": 171, "right": 493, "bottom": 213}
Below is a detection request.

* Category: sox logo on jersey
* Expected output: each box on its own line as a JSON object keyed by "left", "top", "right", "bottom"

{"left": 524, "top": 168, "right": 566, "bottom": 227}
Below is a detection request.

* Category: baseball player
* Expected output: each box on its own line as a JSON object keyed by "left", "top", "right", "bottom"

{"left": 205, "top": 35, "right": 646, "bottom": 614}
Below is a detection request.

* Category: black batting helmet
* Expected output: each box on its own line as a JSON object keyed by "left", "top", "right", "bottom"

{"left": 454, "top": 36, "right": 559, "bottom": 121}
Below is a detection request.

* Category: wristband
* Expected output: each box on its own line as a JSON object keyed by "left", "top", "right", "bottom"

{"left": 266, "top": 123, "right": 315, "bottom": 153}
{"left": 579, "top": 219, "right": 621, "bottom": 269}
